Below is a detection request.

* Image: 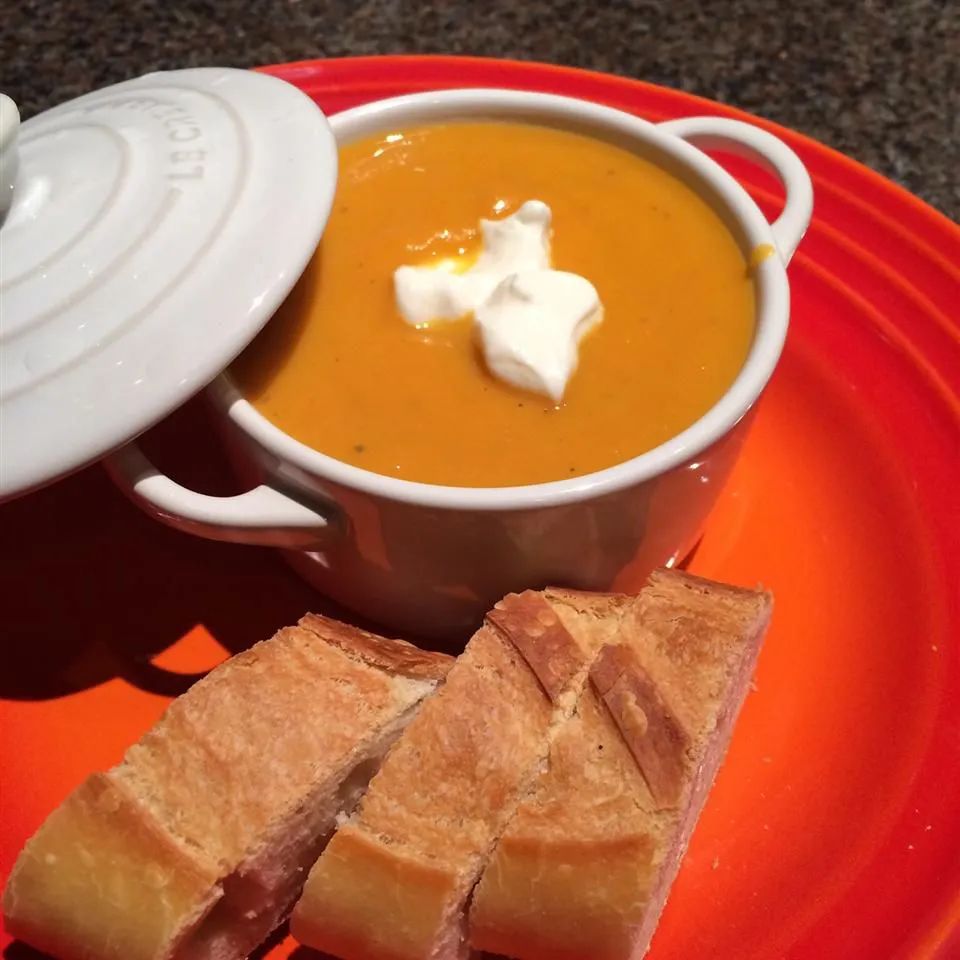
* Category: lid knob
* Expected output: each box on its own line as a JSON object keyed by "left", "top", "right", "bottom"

{"left": 0, "top": 93, "right": 19, "bottom": 220}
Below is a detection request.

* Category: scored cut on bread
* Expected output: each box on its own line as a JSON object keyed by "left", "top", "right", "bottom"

{"left": 290, "top": 588, "right": 628, "bottom": 960}
{"left": 2, "top": 615, "right": 453, "bottom": 960}
{"left": 468, "top": 569, "right": 772, "bottom": 960}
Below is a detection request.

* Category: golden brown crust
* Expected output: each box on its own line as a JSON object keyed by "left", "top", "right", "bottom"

{"left": 293, "top": 591, "right": 610, "bottom": 960}
{"left": 3, "top": 620, "right": 444, "bottom": 960}
{"left": 488, "top": 592, "right": 584, "bottom": 702}
{"left": 115, "top": 625, "right": 430, "bottom": 867}
{"left": 2, "top": 774, "right": 221, "bottom": 960}
{"left": 589, "top": 644, "right": 690, "bottom": 810}
{"left": 299, "top": 613, "right": 453, "bottom": 682}
{"left": 470, "top": 569, "right": 773, "bottom": 960}
{"left": 625, "top": 569, "right": 772, "bottom": 737}
{"left": 647, "top": 567, "right": 767, "bottom": 599}
{"left": 293, "top": 619, "right": 555, "bottom": 960}
{"left": 543, "top": 587, "right": 623, "bottom": 604}
{"left": 473, "top": 829, "right": 655, "bottom": 960}
{"left": 291, "top": 825, "right": 461, "bottom": 960}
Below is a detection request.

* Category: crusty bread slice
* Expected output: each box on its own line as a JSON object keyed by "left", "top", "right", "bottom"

{"left": 468, "top": 569, "right": 772, "bottom": 960}
{"left": 2, "top": 615, "right": 452, "bottom": 960}
{"left": 290, "top": 589, "right": 627, "bottom": 960}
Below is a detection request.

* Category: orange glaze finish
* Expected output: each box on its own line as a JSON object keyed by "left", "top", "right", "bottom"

{"left": 232, "top": 122, "right": 755, "bottom": 487}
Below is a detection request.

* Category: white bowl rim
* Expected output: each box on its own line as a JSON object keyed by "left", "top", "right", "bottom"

{"left": 214, "top": 87, "right": 791, "bottom": 512}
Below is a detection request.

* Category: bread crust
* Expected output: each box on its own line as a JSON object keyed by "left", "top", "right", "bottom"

{"left": 5, "top": 572, "right": 770, "bottom": 960}
{"left": 2, "top": 774, "right": 221, "bottom": 960}
{"left": 487, "top": 592, "right": 588, "bottom": 702}
{"left": 472, "top": 829, "right": 655, "bottom": 960}
{"left": 469, "top": 569, "right": 772, "bottom": 960}
{"left": 299, "top": 613, "right": 452, "bottom": 682}
{"left": 291, "top": 590, "right": 609, "bottom": 960}
{"left": 291, "top": 825, "right": 462, "bottom": 960}
{"left": 3, "top": 620, "right": 452, "bottom": 960}
{"left": 589, "top": 643, "right": 690, "bottom": 809}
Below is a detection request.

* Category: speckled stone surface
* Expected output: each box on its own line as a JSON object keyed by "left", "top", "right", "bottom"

{"left": 2, "top": 0, "right": 957, "bottom": 219}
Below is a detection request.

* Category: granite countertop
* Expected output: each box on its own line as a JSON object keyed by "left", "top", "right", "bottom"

{"left": 2, "top": 0, "right": 957, "bottom": 220}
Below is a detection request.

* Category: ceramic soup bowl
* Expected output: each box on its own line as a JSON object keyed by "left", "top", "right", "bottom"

{"left": 108, "top": 88, "right": 813, "bottom": 638}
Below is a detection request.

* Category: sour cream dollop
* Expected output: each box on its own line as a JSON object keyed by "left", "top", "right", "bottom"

{"left": 393, "top": 200, "right": 602, "bottom": 401}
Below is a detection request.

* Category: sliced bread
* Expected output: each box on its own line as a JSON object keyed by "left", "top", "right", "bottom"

{"left": 2, "top": 615, "right": 452, "bottom": 960}
{"left": 290, "top": 589, "right": 627, "bottom": 960}
{"left": 468, "top": 570, "right": 772, "bottom": 960}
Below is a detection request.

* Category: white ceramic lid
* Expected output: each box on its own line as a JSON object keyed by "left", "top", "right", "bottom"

{"left": 0, "top": 68, "right": 337, "bottom": 501}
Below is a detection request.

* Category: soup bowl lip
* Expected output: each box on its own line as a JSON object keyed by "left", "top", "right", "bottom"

{"left": 213, "top": 87, "right": 792, "bottom": 512}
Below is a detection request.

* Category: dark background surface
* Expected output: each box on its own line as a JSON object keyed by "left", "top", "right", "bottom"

{"left": 2, "top": 0, "right": 957, "bottom": 219}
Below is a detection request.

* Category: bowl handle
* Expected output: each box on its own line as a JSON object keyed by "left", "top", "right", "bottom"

{"left": 104, "top": 440, "right": 338, "bottom": 549}
{"left": 657, "top": 116, "right": 814, "bottom": 264}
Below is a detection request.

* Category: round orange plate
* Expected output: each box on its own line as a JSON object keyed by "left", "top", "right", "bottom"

{"left": 2, "top": 56, "right": 959, "bottom": 960}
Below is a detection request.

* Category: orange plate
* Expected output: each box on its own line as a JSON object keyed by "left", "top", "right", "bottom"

{"left": 2, "top": 56, "right": 959, "bottom": 960}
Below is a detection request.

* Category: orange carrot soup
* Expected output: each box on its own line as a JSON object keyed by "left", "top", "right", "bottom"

{"left": 231, "top": 122, "right": 756, "bottom": 487}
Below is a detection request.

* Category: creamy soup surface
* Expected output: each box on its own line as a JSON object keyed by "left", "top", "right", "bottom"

{"left": 231, "top": 121, "right": 756, "bottom": 487}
